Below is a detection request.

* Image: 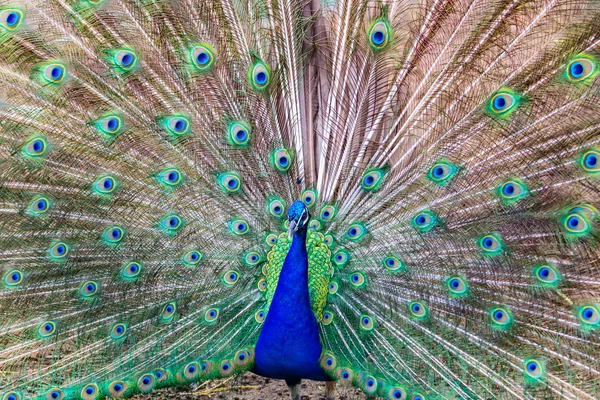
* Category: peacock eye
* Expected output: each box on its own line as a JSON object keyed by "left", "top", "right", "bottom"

{"left": 427, "top": 160, "right": 459, "bottom": 185}
{"left": 4, "top": 270, "right": 23, "bottom": 287}
{"left": 96, "top": 114, "right": 123, "bottom": 135}
{"left": 49, "top": 242, "right": 70, "bottom": 260}
{"left": 490, "top": 306, "right": 513, "bottom": 329}
{"left": 302, "top": 189, "right": 318, "bottom": 207}
{"left": 227, "top": 121, "right": 251, "bottom": 146}
{"left": 387, "top": 387, "right": 407, "bottom": 400}
{"left": 223, "top": 270, "right": 240, "bottom": 285}
{"left": 191, "top": 44, "right": 215, "bottom": 70}
{"left": 349, "top": 271, "right": 366, "bottom": 288}
{"left": 566, "top": 56, "right": 597, "bottom": 82}
{"left": 447, "top": 276, "right": 469, "bottom": 297}
{"left": 249, "top": 60, "right": 271, "bottom": 90}
{"left": 579, "top": 149, "right": 600, "bottom": 174}
{"left": 498, "top": 179, "right": 529, "bottom": 204}
{"left": 411, "top": 210, "right": 440, "bottom": 232}
{"left": 230, "top": 218, "right": 249, "bottom": 235}
{"left": 322, "top": 310, "right": 333, "bottom": 325}
{"left": 409, "top": 301, "right": 428, "bottom": 320}
{"left": 578, "top": 305, "right": 599, "bottom": 328}
{"left": 255, "top": 309, "right": 265, "bottom": 323}
{"left": 27, "top": 195, "right": 51, "bottom": 215}
{"left": 157, "top": 167, "right": 183, "bottom": 188}
{"left": 217, "top": 172, "right": 242, "bottom": 193}
{"left": 43, "top": 63, "right": 66, "bottom": 83}
{"left": 270, "top": 148, "right": 293, "bottom": 172}
{"left": 328, "top": 281, "right": 339, "bottom": 294}
{"left": 382, "top": 256, "right": 404, "bottom": 272}
{"left": 487, "top": 89, "right": 520, "bottom": 116}
{"left": 1, "top": 8, "right": 24, "bottom": 30}
{"left": 165, "top": 115, "right": 190, "bottom": 136}
{"left": 523, "top": 359, "right": 546, "bottom": 381}
{"left": 332, "top": 248, "right": 349, "bottom": 267}
{"left": 359, "top": 314, "right": 374, "bottom": 331}
{"left": 80, "top": 281, "right": 100, "bottom": 297}
{"left": 367, "top": 19, "right": 391, "bottom": 50}
{"left": 160, "top": 214, "right": 184, "bottom": 234}
{"left": 137, "top": 373, "right": 154, "bottom": 393}
{"left": 38, "top": 321, "right": 57, "bottom": 337}
{"left": 114, "top": 49, "right": 137, "bottom": 70}
{"left": 110, "top": 323, "right": 127, "bottom": 340}
{"left": 103, "top": 225, "right": 126, "bottom": 245}
{"left": 267, "top": 197, "right": 286, "bottom": 217}
{"left": 320, "top": 204, "right": 337, "bottom": 222}
{"left": 478, "top": 233, "right": 504, "bottom": 256}
{"left": 360, "top": 168, "right": 386, "bottom": 191}
{"left": 24, "top": 137, "right": 48, "bottom": 157}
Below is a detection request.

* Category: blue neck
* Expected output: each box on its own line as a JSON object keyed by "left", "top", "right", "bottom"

{"left": 254, "top": 228, "right": 329, "bottom": 384}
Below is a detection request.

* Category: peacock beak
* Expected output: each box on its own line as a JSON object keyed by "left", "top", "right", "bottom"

{"left": 288, "top": 220, "right": 298, "bottom": 240}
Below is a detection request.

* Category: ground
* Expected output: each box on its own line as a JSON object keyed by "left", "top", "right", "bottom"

{"left": 131, "top": 373, "right": 367, "bottom": 399}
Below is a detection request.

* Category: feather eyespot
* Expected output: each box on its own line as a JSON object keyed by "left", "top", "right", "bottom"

{"left": 328, "top": 281, "right": 339, "bottom": 295}
{"left": 322, "top": 311, "right": 334, "bottom": 325}
{"left": 367, "top": 18, "right": 391, "bottom": 51}
{"left": 80, "top": 384, "right": 99, "bottom": 400}
{"left": 409, "top": 301, "right": 429, "bottom": 320}
{"left": 336, "top": 368, "right": 354, "bottom": 385}
{"left": 23, "top": 136, "right": 48, "bottom": 157}
{"left": 498, "top": 179, "right": 529, "bottom": 204}
{"left": 242, "top": 251, "right": 262, "bottom": 267}
{"left": 1, "top": 8, "right": 24, "bottom": 30}
{"left": 183, "top": 362, "right": 200, "bottom": 381}
{"left": 320, "top": 204, "right": 337, "bottom": 222}
{"left": 302, "top": 189, "right": 318, "bottom": 207}
{"left": 579, "top": 149, "right": 600, "bottom": 174}
{"left": 121, "top": 261, "right": 142, "bottom": 281}
{"left": 411, "top": 210, "right": 440, "bottom": 232}
{"left": 182, "top": 251, "right": 203, "bottom": 266}
{"left": 332, "top": 248, "right": 349, "bottom": 267}
{"left": 103, "top": 225, "right": 126, "bottom": 245}
{"left": 223, "top": 270, "right": 240, "bottom": 285}
{"left": 110, "top": 323, "right": 127, "bottom": 340}
{"left": 93, "top": 174, "right": 118, "bottom": 195}
{"left": 361, "top": 168, "right": 386, "bottom": 191}
{"left": 137, "top": 374, "right": 155, "bottom": 393}
{"left": 323, "top": 234, "right": 334, "bottom": 248}
{"left": 255, "top": 309, "right": 265, "bottom": 323}
{"left": 160, "top": 214, "right": 184, "bottom": 235}
{"left": 45, "top": 388, "right": 65, "bottom": 400}
{"left": 566, "top": 56, "right": 597, "bottom": 82}
{"left": 38, "top": 321, "right": 57, "bottom": 338}
{"left": 154, "top": 369, "right": 168, "bottom": 382}
{"left": 235, "top": 349, "right": 252, "bottom": 366}
{"left": 204, "top": 308, "right": 219, "bottom": 323}
{"left": 533, "top": 264, "right": 561, "bottom": 287}
{"left": 578, "top": 305, "right": 599, "bottom": 329}
{"left": 265, "top": 233, "right": 278, "bottom": 246}
{"left": 227, "top": 121, "right": 251, "bottom": 147}
{"left": 248, "top": 60, "right": 271, "bottom": 90}
{"left": 427, "top": 160, "right": 459, "bottom": 185}
{"left": 382, "top": 256, "right": 405, "bottom": 272}
{"left": 157, "top": 167, "right": 184, "bottom": 188}
{"left": 113, "top": 49, "right": 137, "bottom": 70}
{"left": 160, "top": 302, "right": 177, "bottom": 324}
{"left": 48, "top": 242, "right": 70, "bottom": 260}
{"left": 160, "top": 115, "right": 191, "bottom": 137}
{"left": 191, "top": 44, "right": 215, "bottom": 71}
{"left": 360, "top": 315, "right": 374, "bottom": 331}
{"left": 349, "top": 271, "right": 366, "bottom": 288}
{"left": 447, "top": 276, "right": 469, "bottom": 297}
{"left": 108, "top": 381, "right": 128, "bottom": 397}
{"left": 27, "top": 195, "right": 51, "bottom": 216}
{"left": 387, "top": 387, "right": 407, "bottom": 400}
{"left": 3, "top": 392, "right": 22, "bottom": 400}
{"left": 257, "top": 278, "right": 267, "bottom": 291}
{"left": 410, "top": 393, "right": 424, "bottom": 400}
{"left": 478, "top": 233, "right": 504, "bottom": 256}
{"left": 346, "top": 222, "right": 367, "bottom": 242}
{"left": 490, "top": 306, "right": 513, "bottom": 330}
{"left": 319, "top": 352, "right": 337, "bottom": 372}
{"left": 270, "top": 148, "right": 293, "bottom": 173}
{"left": 362, "top": 375, "right": 378, "bottom": 395}
{"left": 94, "top": 114, "right": 123, "bottom": 136}
{"left": 267, "top": 197, "right": 286, "bottom": 217}
{"left": 230, "top": 219, "right": 249, "bottom": 235}
{"left": 43, "top": 63, "right": 66, "bottom": 83}
{"left": 4, "top": 270, "right": 23, "bottom": 287}
{"left": 490, "top": 92, "right": 515, "bottom": 113}
{"left": 80, "top": 281, "right": 100, "bottom": 298}
{"left": 218, "top": 172, "right": 242, "bottom": 193}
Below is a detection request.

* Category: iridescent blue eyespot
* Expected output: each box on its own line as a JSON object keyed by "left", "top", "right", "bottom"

{"left": 566, "top": 56, "right": 597, "bottom": 82}
{"left": 1, "top": 8, "right": 24, "bottom": 30}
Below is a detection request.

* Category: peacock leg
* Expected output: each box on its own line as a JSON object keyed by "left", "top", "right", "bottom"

{"left": 325, "top": 381, "right": 336, "bottom": 399}
{"left": 288, "top": 381, "right": 301, "bottom": 400}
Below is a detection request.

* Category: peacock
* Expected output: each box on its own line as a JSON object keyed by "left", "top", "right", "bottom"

{"left": 1, "top": 0, "right": 600, "bottom": 398}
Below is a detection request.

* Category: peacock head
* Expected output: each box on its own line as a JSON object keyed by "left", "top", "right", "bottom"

{"left": 288, "top": 200, "right": 310, "bottom": 238}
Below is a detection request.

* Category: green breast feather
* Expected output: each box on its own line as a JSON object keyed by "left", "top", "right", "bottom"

{"left": 264, "top": 231, "right": 332, "bottom": 322}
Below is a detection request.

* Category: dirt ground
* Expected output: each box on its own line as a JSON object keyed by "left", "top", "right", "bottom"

{"left": 131, "top": 373, "right": 367, "bottom": 399}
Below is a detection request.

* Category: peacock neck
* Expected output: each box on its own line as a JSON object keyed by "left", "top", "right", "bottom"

{"left": 254, "top": 227, "right": 329, "bottom": 383}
